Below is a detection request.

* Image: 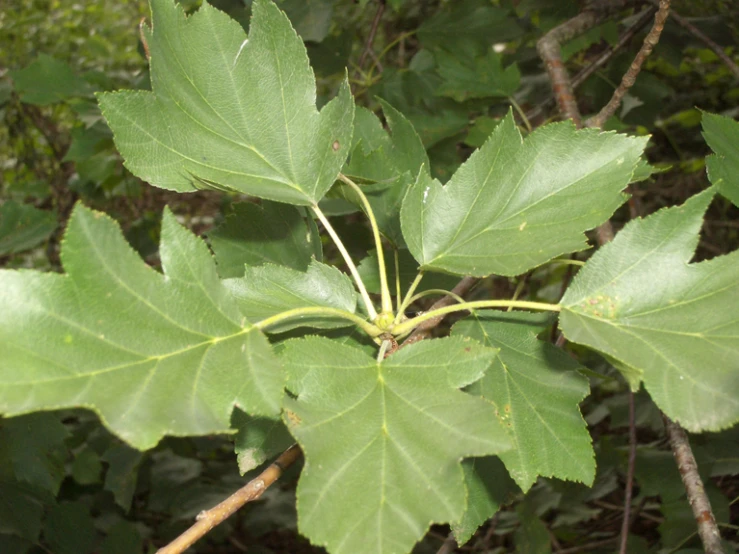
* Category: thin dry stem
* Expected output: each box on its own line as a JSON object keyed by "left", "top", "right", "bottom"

{"left": 537, "top": 11, "right": 602, "bottom": 125}
{"left": 156, "top": 445, "right": 302, "bottom": 554}
{"left": 526, "top": 5, "right": 655, "bottom": 124}
{"left": 357, "top": 0, "right": 386, "bottom": 72}
{"left": 663, "top": 416, "right": 725, "bottom": 553}
{"left": 586, "top": 0, "right": 671, "bottom": 128}
{"left": 653, "top": 1, "right": 739, "bottom": 80}
{"left": 618, "top": 390, "right": 638, "bottom": 554}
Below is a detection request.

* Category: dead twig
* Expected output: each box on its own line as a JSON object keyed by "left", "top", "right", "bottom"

{"left": 663, "top": 416, "right": 725, "bottom": 554}
{"left": 357, "top": 0, "right": 386, "bottom": 72}
{"left": 156, "top": 445, "right": 302, "bottom": 554}
{"left": 651, "top": 1, "right": 739, "bottom": 80}
{"left": 537, "top": 10, "right": 602, "bottom": 126}
{"left": 586, "top": 0, "right": 671, "bottom": 128}
{"left": 618, "top": 390, "right": 638, "bottom": 554}
{"left": 526, "top": 5, "right": 656, "bottom": 124}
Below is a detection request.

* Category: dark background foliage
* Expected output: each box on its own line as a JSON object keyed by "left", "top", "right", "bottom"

{"left": 1, "top": 0, "right": 737, "bottom": 552}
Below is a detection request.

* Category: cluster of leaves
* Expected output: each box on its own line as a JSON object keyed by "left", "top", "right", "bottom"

{"left": 1, "top": 1, "right": 738, "bottom": 553}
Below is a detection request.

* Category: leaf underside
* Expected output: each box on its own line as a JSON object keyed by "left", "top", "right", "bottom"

{"left": 0, "top": 204, "right": 283, "bottom": 450}
{"left": 98, "top": 0, "right": 354, "bottom": 205}
{"left": 453, "top": 312, "right": 595, "bottom": 492}
{"left": 223, "top": 259, "right": 358, "bottom": 333}
{"left": 281, "top": 336, "right": 511, "bottom": 554}
{"left": 561, "top": 189, "right": 739, "bottom": 432}
{"left": 208, "top": 201, "right": 317, "bottom": 278}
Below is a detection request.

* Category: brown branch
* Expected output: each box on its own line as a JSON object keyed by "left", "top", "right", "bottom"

{"left": 652, "top": 1, "right": 739, "bottom": 80}
{"left": 586, "top": 0, "right": 671, "bottom": 128}
{"left": 357, "top": 0, "right": 386, "bottom": 72}
{"left": 527, "top": 3, "right": 657, "bottom": 124}
{"left": 576, "top": 6, "right": 657, "bottom": 89}
{"left": 537, "top": 10, "right": 603, "bottom": 126}
{"left": 618, "top": 389, "right": 638, "bottom": 554}
{"left": 156, "top": 444, "right": 302, "bottom": 554}
{"left": 399, "top": 277, "right": 478, "bottom": 349}
{"left": 533, "top": 0, "right": 644, "bottom": 124}
{"left": 663, "top": 416, "right": 725, "bottom": 554}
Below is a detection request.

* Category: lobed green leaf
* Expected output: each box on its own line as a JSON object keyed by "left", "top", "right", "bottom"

{"left": 401, "top": 112, "right": 649, "bottom": 277}
{"left": 223, "top": 259, "right": 358, "bottom": 333}
{"left": 453, "top": 312, "right": 595, "bottom": 491}
{"left": 0, "top": 204, "right": 284, "bottom": 449}
{"left": 560, "top": 189, "right": 739, "bottom": 432}
{"left": 0, "top": 202, "right": 57, "bottom": 257}
{"left": 281, "top": 336, "right": 511, "bottom": 554}
{"left": 337, "top": 100, "right": 429, "bottom": 246}
{"left": 98, "top": 0, "right": 354, "bottom": 205}
{"left": 702, "top": 111, "right": 739, "bottom": 207}
{"left": 208, "top": 201, "right": 318, "bottom": 278}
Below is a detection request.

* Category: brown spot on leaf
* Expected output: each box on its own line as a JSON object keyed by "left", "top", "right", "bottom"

{"left": 285, "top": 410, "right": 302, "bottom": 427}
{"left": 332, "top": 140, "right": 340, "bottom": 151}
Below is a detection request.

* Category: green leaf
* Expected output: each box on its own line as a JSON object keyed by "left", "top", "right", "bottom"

{"left": 514, "top": 502, "right": 551, "bottom": 554}
{"left": 98, "top": 0, "right": 354, "bottom": 205}
{"left": 435, "top": 49, "right": 520, "bottom": 102}
{"left": 0, "top": 480, "right": 45, "bottom": 542}
{"left": 339, "top": 101, "right": 429, "bottom": 246}
{"left": 371, "top": 66, "right": 469, "bottom": 149}
{"left": 97, "top": 521, "right": 143, "bottom": 554}
{"left": 464, "top": 116, "right": 502, "bottom": 148}
{"left": 63, "top": 123, "right": 113, "bottom": 163}
{"left": 0, "top": 413, "right": 69, "bottom": 495}
{"left": 0, "top": 202, "right": 56, "bottom": 257}
{"left": 276, "top": 0, "right": 336, "bottom": 43}
{"left": 634, "top": 449, "right": 684, "bottom": 502}
{"left": 44, "top": 501, "right": 96, "bottom": 554}
{"left": 307, "top": 31, "right": 353, "bottom": 77}
{"left": 0, "top": 204, "right": 284, "bottom": 450}
{"left": 71, "top": 448, "right": 102, "bottom": 485}
{"left": 208, "top": 201, "right": 317, "bottom": 278}
{"left": 0, "top": 534, "right": 33, "bottom": 554}
{"left": 223, "top": 259, "right": 357, "bottom": 332}
{"left": 452, "top": 456, "right": 519, "bottom": 545}
{"left": 560, "top": 189, "right": 739, "bottom": 432}
{"left": 10, "top": 55, "right": 93, "bottom": 105}
{"left": 417, "top": 0, "right": 521, "bottom": 58}
{"left": 356, "top": 247, "right": 458, "bottom": 296}
{"left": 401, "top": 112, "right": 649, "bottom": 277}
{"left": 659, "top": 484, "right": 730, "bottom": 549}
{"left": 232, "top": 410, "right": 293, "bottom": 474}
{"left": 101, "top": 445, "right": 144, "bottom": 512}
{"left": 281, "top": 336, "right": 511, "bottom": 554}
{"left": 453, "top": 312, "right": 595, "bottom": 491}
{"left": 702, "top": 111, "right": 739, "bottom": 207}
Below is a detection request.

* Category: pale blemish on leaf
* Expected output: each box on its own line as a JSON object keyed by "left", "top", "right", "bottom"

{"left": 233, "top": 38, "right": 248, "bottom": 68}
{"left": 237, "top": 449, "right": 264, "bottom": 474}
{"left": 579, "top": 294, "right": 618, "bottom": 319}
